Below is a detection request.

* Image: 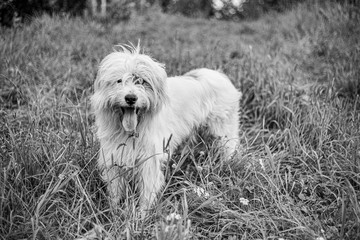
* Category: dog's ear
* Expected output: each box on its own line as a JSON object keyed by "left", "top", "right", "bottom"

{"left": 93, "top": 72, "right": 101, "bottom": 92}
{"left": 93, "top": 51, "right": 129, "bottom": 90}
{"left": 153, "top": 62, "right": 169, "bottom": 110}
{"left": 141, "top": 57, "right": 169, "bottom": 111}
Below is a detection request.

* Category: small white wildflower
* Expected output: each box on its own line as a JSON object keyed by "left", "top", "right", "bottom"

{"left": 239, "top": 197, "right": 249, "bottom": 205}
{"left": 193, "top": 186, "right": 210, "bottom": 199}
{"left": 196, "top": 165, "right": 203, "bottom": 172}
{"left": 199, "top": 151, "right": 205, "bottom": 156}
{"left": 166, "top": 213, "right": 181, "bottom": 222}
{"left": 278, "top": 238, "right": 285, "bottom": 240}
{"left": 315, "top": 237, "right": 325, "bottom": 240}
{"left": 172, "top": 163, "right": 176, "bottom": 169}
{"left": 58, "top": 173, "right": 66, "bottom": 180}
{"left": 258, "top": 158, "right": 265, "bottom": 171}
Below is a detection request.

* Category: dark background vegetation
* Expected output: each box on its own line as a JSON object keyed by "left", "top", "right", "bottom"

{"left": 1, "top": 0, "right": 344, "bottom": 26}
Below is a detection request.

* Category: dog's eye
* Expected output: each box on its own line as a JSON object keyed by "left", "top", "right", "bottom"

{"left": 134, "top": 76, "right": 144, "bottom": 85}
{"left": 117, "top": 79, "right": 122, "bottom": 83}
{"left": 135, "top": 78, "right": 144, "bottom": 85}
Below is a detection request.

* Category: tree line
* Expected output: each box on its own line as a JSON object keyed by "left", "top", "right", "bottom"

{"left": 0, "top": 0, "right": 357, "bottom": 27}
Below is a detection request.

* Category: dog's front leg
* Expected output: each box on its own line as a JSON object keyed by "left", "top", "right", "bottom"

{"left": 138, "top": 154, "right": 165, "bottom": 212}
{"left": 101, "top": 166, "right": 124, "bottom": 209}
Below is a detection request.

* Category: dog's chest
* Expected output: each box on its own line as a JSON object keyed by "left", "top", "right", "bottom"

{"left": 100, "top": 136, "right": 155, "bottom": 167}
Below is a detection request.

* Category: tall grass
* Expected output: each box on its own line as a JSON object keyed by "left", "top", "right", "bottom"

{"left": 1, "top": 2, "right": 359, "bottom": 239}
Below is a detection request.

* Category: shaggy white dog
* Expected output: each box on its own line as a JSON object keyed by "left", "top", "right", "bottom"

{"left": 91, "top": 44, "right": 241, "bottom": 211}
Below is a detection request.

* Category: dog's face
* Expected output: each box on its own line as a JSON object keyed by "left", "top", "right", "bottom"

{"left": 92, "top": 47, "right": 168, "bottom": 134}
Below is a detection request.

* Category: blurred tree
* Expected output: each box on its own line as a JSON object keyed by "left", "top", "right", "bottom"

{"left": 162, "top": 0, "right": 214, "bottom": 18}
{"left": 213, "top": 0, "right": 308, "bottom": 20}
{"left": 0, "top": 0, "right": 87, "bottom": 26}
{"left": 159, "top": 0, "right": 171, "bottom": 12}
{"left": 156, "top": 0, "right": 316, "bottom": 20}
{"left": 1, "top": 0, "right": 358, "bottom": 27}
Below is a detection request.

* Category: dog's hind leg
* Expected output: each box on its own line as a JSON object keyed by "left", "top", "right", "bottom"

{"left": 207, "top": 112, "right": 240, "bottom": 159}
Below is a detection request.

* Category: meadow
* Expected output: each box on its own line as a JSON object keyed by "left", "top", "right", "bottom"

{"left": 0, "top": 1, "right": 359, "bottom": 239}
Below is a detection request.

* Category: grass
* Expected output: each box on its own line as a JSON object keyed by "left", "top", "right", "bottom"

{"left": 1, "top": 1, "right": 360, "bottom": 239}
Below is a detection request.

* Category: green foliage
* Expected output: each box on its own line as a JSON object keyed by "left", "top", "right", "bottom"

{"left": 1, "top": 1, "right": 359, "bottom": 239}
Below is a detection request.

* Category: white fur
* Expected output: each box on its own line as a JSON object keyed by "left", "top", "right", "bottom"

{"left": 91, "top": 45, "right": 241, "bottom": 211}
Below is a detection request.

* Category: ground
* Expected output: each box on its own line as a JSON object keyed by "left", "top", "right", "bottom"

{"left": 0, "top": 2, "right": 359, "bottom": 240}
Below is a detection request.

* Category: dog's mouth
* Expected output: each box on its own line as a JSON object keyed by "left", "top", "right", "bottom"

{"left": 121, "top": 107, "right": 140, "bottom": 134}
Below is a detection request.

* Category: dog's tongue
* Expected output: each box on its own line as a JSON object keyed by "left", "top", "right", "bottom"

{"left": 122, "top": 108, "right": 137, "bottom": 133}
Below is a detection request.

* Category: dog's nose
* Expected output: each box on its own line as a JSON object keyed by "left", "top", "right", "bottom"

{"left": 125, "top": 94, "right": 138, "bottom": 105}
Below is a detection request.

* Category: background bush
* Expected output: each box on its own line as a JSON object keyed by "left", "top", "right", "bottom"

{"left": 4, "top": 0, "right": 357, "bottom": 26}
{"left": 0, "top": 0, "right": 87, "bottom": 26}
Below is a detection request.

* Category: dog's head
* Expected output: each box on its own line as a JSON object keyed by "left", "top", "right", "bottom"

{"left": 91, "top": 44, "right": 168, "bottom": 134}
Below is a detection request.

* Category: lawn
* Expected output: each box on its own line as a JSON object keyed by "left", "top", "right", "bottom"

{"left": 0, "top": 1, "right": 359, "bottom": 239}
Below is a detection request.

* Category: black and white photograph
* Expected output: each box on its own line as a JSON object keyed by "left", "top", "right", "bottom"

{"left": 1, "top": 0, "right": 359, "bottom": 239}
